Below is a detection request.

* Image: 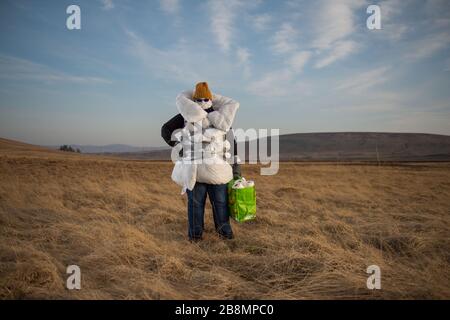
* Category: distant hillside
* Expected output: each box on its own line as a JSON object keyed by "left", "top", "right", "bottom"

{"left": 276, "top": 132, "right": 450, "bottom": 161}
{"left": 0, "top": 137, "right": 58, "bottom": 154}
{"left": 45, "top": 144, "right": 168, "bottom": 154}
{"left": 109, "top": 132, "right": 450, "bottom": 162}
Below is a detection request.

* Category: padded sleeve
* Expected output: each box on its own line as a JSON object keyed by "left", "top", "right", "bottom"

{"left": 161, "top": 114, "right": 185, "bottom": 147}
{"left": 207, "top": 94, "right": 239, "bottom": 132}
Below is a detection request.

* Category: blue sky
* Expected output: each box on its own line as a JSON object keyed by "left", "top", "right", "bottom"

{"left": 0, "top": 0, "right": 449, "bottom": 147}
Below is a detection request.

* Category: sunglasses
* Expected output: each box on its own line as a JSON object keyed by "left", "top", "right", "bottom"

{"left": 194, "top": 98, "right": 211, "bottom": 102}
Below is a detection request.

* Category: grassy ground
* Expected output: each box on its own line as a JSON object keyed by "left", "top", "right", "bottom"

{"left": 0, "top": 140, "right": 449, "bottom": 299}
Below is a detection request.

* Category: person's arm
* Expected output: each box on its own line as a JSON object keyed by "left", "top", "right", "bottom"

{"left": 229, "top": 127, "right": 241, "bottom": 179}
{"left": 232, "top": 147, "right": 241, "bottom": 179}
{"left": 161, "top": 114, "right": 185, "bottom": 147}
{"left": 207, "top": 94, "right": 239, "bottom": 132}
{"left": 176, "top": 91, "right": 207, "bottom": 122}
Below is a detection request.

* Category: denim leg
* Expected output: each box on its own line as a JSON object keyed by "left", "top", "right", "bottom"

{"left": 186, "top": 182, "right": 207, "bottom": 240}
{"left": 207, "top": 183, "right": 233, "bottom": 238}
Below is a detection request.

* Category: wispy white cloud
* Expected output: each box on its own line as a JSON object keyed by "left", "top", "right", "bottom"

{"left": 266, "top": 0, "right": 363, "bottom": 72}
{"left": 405, "top": 32, "right": 450, "bottom": 60}
{"left": 379, "top": 0, "right": 403, "bottom": 22}
{"left": 125, "top": 30, "right": 201, "bottom": 84}
{"left": 252, "top": 23, "right": 310, "bottom": 96}
{"left": 249, "top": 21, "right": 310, "bottom": 97}
{"left": 311, "top": 0, "right": 364, "bottom": 50}
{"left": 315, "top": 40, "right": 359, "bottom": 68}
{"left": 336, "top": 66, "right": 390, "bottom": 93}
{"left": 288, "top": 51, "right": 311, "bottom": 72}
{"left": 236, "top": 47, "right": 251, "bottom": 78}
{"left": 208, "top": 0, "right": 243, "bottom": 53}
{"left": 125, "top": 29, "right": 245, "bottom": 86}
{"left": 271, "top": 23, "right": 299, "bottom": 54}
{"left": 251, "top": 13, "right": 272, "bottom": 31}
{"left": 248, "top": 0, "right": 371, "bottom": 98}
{"left": 378, "top": 0, "right": 450, "bottom": 42}
{"left": 383, "top": 24, "right": 410, "bottom": 41}
{"left": 237, "top": 47, "right": 250, "bottom": 64}
{"left": 378, "top": 0, "right": 411, "bottom": 41}
{"left": 247, "top": 68, "right": 311, "bottom": 97}
{"left": 0, "top": 55, "right": 111, "bottom": 84}
{"left": 247, "top": 69, "right": 294, "bottom": 97}
{"left": 160, "top": 0, "right": 179, "bottom": 15}
{"left": 284, "top": 0, "right": 364, "bottom": 69}
{"left": 100, "top": 0, "right": 114, "bottom": 10}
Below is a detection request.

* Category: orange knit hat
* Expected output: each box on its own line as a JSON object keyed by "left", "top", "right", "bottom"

{"left": 192, "top": 82, "right": 213, "bottom": 100}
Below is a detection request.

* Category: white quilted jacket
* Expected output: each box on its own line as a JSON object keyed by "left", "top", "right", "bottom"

{"left": 171, "top": 90, "right": 239, "bottom": 194}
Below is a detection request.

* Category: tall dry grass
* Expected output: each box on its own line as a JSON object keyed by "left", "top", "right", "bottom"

{"left": 0, "top": 142, "right": 449, "bottom": 299}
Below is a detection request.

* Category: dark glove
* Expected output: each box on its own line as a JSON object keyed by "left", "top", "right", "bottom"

{"left": 232, "top": 162, "right": 241, "bottom": 180}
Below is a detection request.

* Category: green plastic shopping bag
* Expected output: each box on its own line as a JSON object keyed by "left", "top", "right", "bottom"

{"left": 227, "top": 176, "right": 256, "bottom": 222}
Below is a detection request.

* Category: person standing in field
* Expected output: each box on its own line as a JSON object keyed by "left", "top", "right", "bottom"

{"left": 161, "top": 82, "right": 241, "bottom": 241}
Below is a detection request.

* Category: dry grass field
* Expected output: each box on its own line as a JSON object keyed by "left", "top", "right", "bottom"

{"left": 0, "top": 138, "right": 449, "bottom": 299}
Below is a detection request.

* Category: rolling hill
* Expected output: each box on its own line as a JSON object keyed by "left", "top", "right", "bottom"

{"left": 106, "top": 132, "right": 450, "bottom": 161}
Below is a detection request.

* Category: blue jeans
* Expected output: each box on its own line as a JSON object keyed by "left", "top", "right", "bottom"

{"left": 186, "top": 182, "right": 233, "bottom": 240}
